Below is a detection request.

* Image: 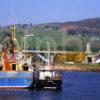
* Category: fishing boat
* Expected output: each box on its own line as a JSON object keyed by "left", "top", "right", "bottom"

{"left": 34, "top": 42, "right": 62, "bottom": 89}
{"left": 0, "top": 25, "right": 34, "bottom": 89}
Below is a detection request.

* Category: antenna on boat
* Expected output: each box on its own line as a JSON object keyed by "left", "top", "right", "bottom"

{"left": 10, "top": 0, "right": 16, "bottom": 38}
{"left": 47, "top": 40, "right": 50, "bottom": 67}
{"left": 46, "top": 40, "right": 56, "bottom": 69}
{"left": 10, "top": 0, "right": 20, "bottom": 51}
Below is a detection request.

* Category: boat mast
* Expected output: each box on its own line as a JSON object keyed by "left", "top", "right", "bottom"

{"left": 47, "top": 41, "right": 50, "bottom": 67}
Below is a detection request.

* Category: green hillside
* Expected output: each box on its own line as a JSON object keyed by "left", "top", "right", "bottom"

{"left": 0, "top": 18, "right": 100, "bottom": 52}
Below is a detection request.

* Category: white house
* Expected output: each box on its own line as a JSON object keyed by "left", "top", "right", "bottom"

{"left": 86, "top": 54, "right": 100, "bottom": 64}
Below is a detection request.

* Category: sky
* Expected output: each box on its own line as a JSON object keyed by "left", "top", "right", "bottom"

{"left": 0, "top": 0, "right": 100, "bottom": 25}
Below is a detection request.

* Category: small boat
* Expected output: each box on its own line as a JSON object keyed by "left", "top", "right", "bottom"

{"left": 0, "top": 25, "right": 34, "bottom": 89}
{"left": 34, "top": 41, "right": 62, "bottom": 89}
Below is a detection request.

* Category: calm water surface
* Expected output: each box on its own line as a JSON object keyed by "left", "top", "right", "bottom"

{"left": 0, "top": 71, "right": 100, "bottom": 100}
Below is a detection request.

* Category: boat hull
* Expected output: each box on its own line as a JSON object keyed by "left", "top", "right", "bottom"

{"left": 35, "top": 79, "right": 62, "bottom": 89}
{"left": 0, "top": 71, "right": 34, "bottom": 89}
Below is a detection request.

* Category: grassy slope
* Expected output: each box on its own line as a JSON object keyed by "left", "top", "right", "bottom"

{"left": 0, "top": 26, "right": 100, "bottom": 52}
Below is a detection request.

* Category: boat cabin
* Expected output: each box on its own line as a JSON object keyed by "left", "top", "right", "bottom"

{"left": 37, "top": 69, "right": 61, "bottom": 80}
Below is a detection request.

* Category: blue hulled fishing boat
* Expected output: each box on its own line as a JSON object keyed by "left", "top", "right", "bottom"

{"left": 0, "top": 25, "right": 34, "bottom": 89}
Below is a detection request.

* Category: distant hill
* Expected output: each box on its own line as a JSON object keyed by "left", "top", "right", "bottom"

{"left": 0, "top": 18, "right": 100, "bottom": 52}
{"left": 35, "top": 18, "right": 100, "bottom": 35}
{"left": 60, "top": 18, "right": 100, "bottom": 35}
{"left": 1, "top": 18, "right": 100, "bottom": 35}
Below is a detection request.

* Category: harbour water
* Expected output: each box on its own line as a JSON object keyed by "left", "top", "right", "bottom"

{"left": 0, "top": 71, "right": 100, "bottom": 100}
